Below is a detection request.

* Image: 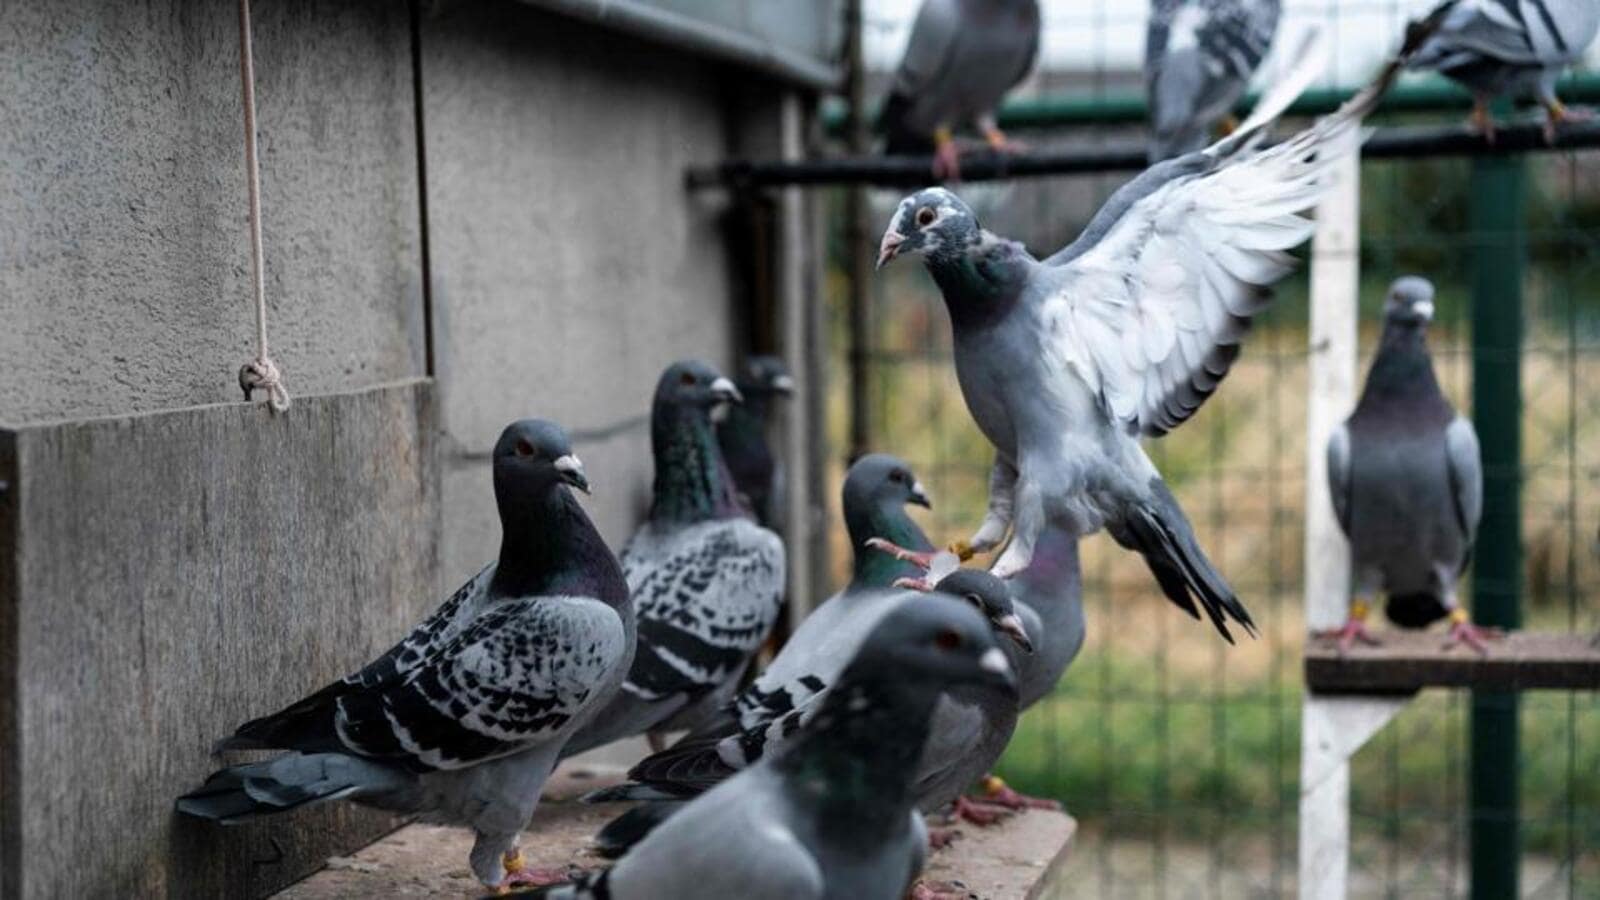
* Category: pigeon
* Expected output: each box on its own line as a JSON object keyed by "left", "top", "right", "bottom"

{"left": 585, "top": 566, "right": 1031, "bottom": 851}
{"left": 877, "top": 0, "right": 1041, "bottom": 181}
{"left": 873, "top": 26, "right": 1442, "bottom": 642}
{"left": 1144, "top": 0, "right": 1282, "bottom": 162}
{"left": 177, "top": 419, "right": 632, "bottom": 891}
{"left": 562, "top": 360, "right": 786, "bottom": 756}
{"left": 1406, "top": 0, "right": 1600, "bottom": 142}
{"left": 1322, "top": 276, "right": 1499, "bottom": 654}
{"left": 514, "top": 595, "right": 1016, "bottom": 900}
{"left": 717, "top": 355, "right": 794, "bottom": 528}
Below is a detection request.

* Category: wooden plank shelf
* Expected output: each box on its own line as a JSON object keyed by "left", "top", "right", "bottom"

{"left": 1305, "top": 631, "right": 1600, "bottom": 694}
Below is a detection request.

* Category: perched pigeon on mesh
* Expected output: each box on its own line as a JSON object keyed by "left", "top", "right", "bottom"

{"left": 563, "top": 360, "right": 786, "bottom": 756}
{"left": 878, "top": 0, "right": 1041, "bottom": 180}
{"left": 513, "top": 596, "right": 1016, "bottom": 900}
{"left": 717, "top": 356, "right": 793, "bottom": 528}
{"left": 1323, "top": 277, "right": 1498, "bottom": 653}
{"left": 178, "top": 420, "right": 632, "bottom": 891}
{"left": 874, "top": 28, "right": 1440, "bottom": 642}
{"left": 1144, "top": 0, "right": 1281, "bottom": 162}
{"left": 1407, "top": 0, "right": 1600, "bottom": 141}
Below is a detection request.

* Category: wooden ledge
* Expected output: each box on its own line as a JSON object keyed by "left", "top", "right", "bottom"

{"left": 276, "top": 765, "right": 1076, "bottom": 899}
{"left": 1306, "top": 630, "right": 1600, "bottom": 694}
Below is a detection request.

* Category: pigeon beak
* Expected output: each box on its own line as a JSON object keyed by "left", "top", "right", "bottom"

{"left": 1414, "top": 300, "right": 1435, "bottom": 322}
{"left": 995, "top": 613, "right": 1033, "bottom": 654}
{"left": 977, "top": 647, "right": 1017, "bottom": 691}
{"left": 553, "top": 454, "right": 590, "bottom": 494}
{"left": 769, "top": 374, "right": 795, "bottom": 396}
{"left": 876, "top": 231, "right": 905, "bottom": 270}
{"left": 908, "top": 480, "right": 932, "bottom": 509}
{"left": 710, "top": 376, "right": 743, "bottom": 405}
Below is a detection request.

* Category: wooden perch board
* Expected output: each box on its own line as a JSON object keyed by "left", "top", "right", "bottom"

{"left": 1305, "top": 630, "right": 1600, "bottom": 694}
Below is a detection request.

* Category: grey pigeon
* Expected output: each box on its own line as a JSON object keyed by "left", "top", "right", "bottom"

{"left": 873, "top": 29, "right": 1432, "bottom": 642}
{"left": 563, "top": 360, "right": 786, "bottom": 755}
{"left": 1323, "top": 277, "right": 1497, "bottom": 653}
{"left": 1407, "top": 0, "right": 1600, "bottom": 141}
{"left": 512, "top": 595, "right": 1015, "bottom": 900}
{"left": 717, "top": 355, "right": 794, "bottom": 528}
{"left": 1145, "top": 0, "right": 1282, "bottom": 162}
{"left": 878, "top": 0, "right": 1041, "bottom": 180}
{"left": 178, "top": 420, "right": 632, "bottom": 891}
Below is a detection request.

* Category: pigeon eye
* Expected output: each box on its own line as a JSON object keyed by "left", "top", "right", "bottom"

{"left": 888, "top": 470, "right": 906, "bottom": 484}
{"left": 513, "top": 439, "right": 535, "bottom": 458}
{"left": 934, "top": 629, "right": 963, "bottom": 651}
{"left": 964, "top": 593, "right": 984, "bottom": 609}
{"left": 915, "top": 207, "right": 937, "bottom": 228}
{"left": 679, "top": 371, "right": 698, "bottom": 387}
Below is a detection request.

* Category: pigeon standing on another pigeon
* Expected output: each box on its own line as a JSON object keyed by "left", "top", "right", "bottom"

{"left": 874, "top": 28, "right": 1437, "bottom": 642}
{"left": 1323, "top": 277, "right": 1499, "bottom": 654}
{"left": 878, "top": 0, "right": 1041, "bottom": 181}
{"left": 177, "top": 420, "right": 631, "bottom": 891}
{"left": 717, "top": 356, "right": 794, "bottom": 528}
{"left": 514, "top": 597, "right": 1016, "bottom": 900}
{"left": 1144, "top": 0, "right": 1282, "bottom": 162}
{"left": 1406, "top": 0, "right": 1600, "bottom": 142}
{"left": 563, "top": 360, "right": 786, "bottom": 756}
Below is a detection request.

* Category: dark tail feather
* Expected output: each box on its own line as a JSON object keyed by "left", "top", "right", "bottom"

{"left": 175, "top": 753, "right": 401, "bottom": 824}
{"left": 1385, "top": 592, "right": 1450, "bottom": 629}
{"left": 1112, "top": 480, "right": 1257, "bottom": 643}
{"left": 593, "top": 802, "right": 687, "bottom": 859}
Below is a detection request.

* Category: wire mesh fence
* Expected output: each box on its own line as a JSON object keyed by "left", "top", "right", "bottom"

{"left": 816, "top": 1, "right": 1600, "bottom": 896}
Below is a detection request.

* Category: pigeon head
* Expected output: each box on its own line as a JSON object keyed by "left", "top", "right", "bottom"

{"left": 655, "top": 359, "right": 742, "bottom": 412}
{"left": 738, "top": 356, "right": 794, "bottom": 398}
{"left": 844, "top": 453, "right": 930, "bottom": 513}
{"left": 850, "top": 593, "right": 1017, "bottom": 694}
{"left": 492, "top": 418, "right": 589, "bottom": 496}
{"left": 922, "top": 568, "right": 1033, "bottom": 654}
{"left": 844, "top": 454, "right": 935, "bottom": 587}
{"left": 1384, "top": 276, "right": 1435, "bottom": 327}
{"left": 877, "top": 188, "right": 982, "bottom": 269}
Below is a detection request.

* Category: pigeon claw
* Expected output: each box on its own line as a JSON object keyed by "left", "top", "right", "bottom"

{"left": 909, "top": 878, "right": 978, "bottom": 900}
{"left": 980, "top": 775, "right": 1061, "bottom": 811}
{"left": 1442, "top": 614, "right": 1503, "bottom": 655}
{"left": 1542, "top": 99, "right": 1592, "bottom": 144}
{"left": 1313, "top": 616, "right": 1381, "bottom": 657}
{"left": 950, "top": 794, "right": 1010, "bottom": 827}
{"left": 926, "top": 827, "right": 962, "bottom": 851}
{"left": 866, "top": 537, "right": 937, "bottom": 568}
{"left": 1468, "top": 98, "right": 1497, "bottom": 145}
{"left": 498, "top": 851, "right": 580, "bottom": 891}
{"left": 931, "top": 127, "right": 962, "bottom": 182}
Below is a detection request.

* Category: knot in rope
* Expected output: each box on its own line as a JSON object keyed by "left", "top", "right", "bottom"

{"left": 238, "top": 356, "right": 290, "bottom": 413}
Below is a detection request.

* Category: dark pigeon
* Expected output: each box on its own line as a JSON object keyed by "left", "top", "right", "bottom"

{"left": 717, "top": 355, "right": 793, "bottom": 528}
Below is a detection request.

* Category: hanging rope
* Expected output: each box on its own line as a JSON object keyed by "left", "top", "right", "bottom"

{"left": 234, "top": 0, "right": 290, "bottom": 413}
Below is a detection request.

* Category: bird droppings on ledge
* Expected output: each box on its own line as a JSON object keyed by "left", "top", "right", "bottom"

{"left": 275, "top": 765, "right": 1076, "bottom": 899}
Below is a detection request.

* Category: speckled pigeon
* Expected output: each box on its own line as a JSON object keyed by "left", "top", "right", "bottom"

{"left": 177, "top": 419, "right": 632, "bottom": 891}
{"left": 1407, "top": 0, "right": 1600, "bottom": 141}
{"left": 562, "top": 360, "right": 786, "bottom": 756}
{"left": 509, "top": 596, "right": 1014, "bottom": 900}
{"left": 873, "top": 28, "right": 1440, "bottom": 643}
{"left": 877, "top": 0, "right": 1041, "bottom": 180}
{"left": 717, "top": 355, "right": 793, "bottom": 528}
{"left": 1323, "top": 276, "right": 1498, "bottom": 653}
{"left": 1144, "top": 0, "right": 1281, "bottom": 162}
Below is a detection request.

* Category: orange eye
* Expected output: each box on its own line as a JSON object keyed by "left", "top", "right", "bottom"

{"left": 514, "top": 439, "right": 535, "bottom": 458}
{"left": 934, "top": 629, "right": 962, "bottom": 651}
{"left": 915, "top": 207, "right": 936, "bottom": 227}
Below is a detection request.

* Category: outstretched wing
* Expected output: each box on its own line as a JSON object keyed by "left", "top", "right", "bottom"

{"left": 621, "top": 520, "right": 785, "bottom": 707}
{"left": 1039, "top": 31, "right": 1406, "bottom": 437}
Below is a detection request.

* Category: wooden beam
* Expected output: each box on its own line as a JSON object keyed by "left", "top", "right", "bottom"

{"left": 1306, "top": 631, "right": 1600, "bottom": 693}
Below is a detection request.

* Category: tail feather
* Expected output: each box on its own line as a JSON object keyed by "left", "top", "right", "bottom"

{"left": 1113, "top": 479, "right": 1257, "bottom": 643}
{"left": 1385, "top": 593, "right": 1450, "bottom": 629}
{"left": 593, "top": 802, "right": 687, "bottom": 859}
{"left": 175, "top": 753, "right": 405, "bottom": 824}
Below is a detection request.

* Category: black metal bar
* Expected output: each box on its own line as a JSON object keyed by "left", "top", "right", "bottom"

{"left": 686, "top": 121, "right": 1600, "bottom": 190}
{"left": 843, "top": 0, "right": 872, "bottom": 462}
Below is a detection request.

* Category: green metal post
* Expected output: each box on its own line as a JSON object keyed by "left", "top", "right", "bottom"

{"left": 1468, "top": 153, "right": 1524, "bottom": 900}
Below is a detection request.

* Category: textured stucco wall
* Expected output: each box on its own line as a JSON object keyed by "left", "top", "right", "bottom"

{"left": 422, "top": 2, "right": 748, "bottom": 583}
{"left": 0, "top": 0, "right": 426, "bottom": 424}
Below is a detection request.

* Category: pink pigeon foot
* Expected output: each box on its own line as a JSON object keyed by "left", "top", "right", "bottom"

{"left": 980, "top": 775, "right": 1061, "bottom": 811}
{"left": 950, "top": 794, "right": 1010, "bottom": 827}
{"left": 909, "top": 879, "right": 977, "bottom": 900}
{"left": 1314, "top": 612, "right": 1382, "bottom": 656}
{"left": 1443, "top": 616, "right": 1503, "bottom": 655}
{"left": 931, "top": 132, "right": 962, "bottom": 182}
{"left": 866, "top": 536, "right": 939, "bottom": 568}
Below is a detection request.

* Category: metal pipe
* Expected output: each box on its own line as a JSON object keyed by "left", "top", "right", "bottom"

{"left": 843, "top": 0, "right": 873, "bottom": 463}
{"left": 688, "top": 120, "right": 1600, "bottom": 190}
{"left": 518, "top": 0, "right": 841, "bottom": 90}
{"left": 820, "top": 74, "right": 1600, "bottom": 133}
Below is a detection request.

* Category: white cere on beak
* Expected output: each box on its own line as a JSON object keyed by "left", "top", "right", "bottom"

{"left": 770, "top": 374, "right": 796, "bottom": 394}
{"left": 1413, "top": 300, "right": 1435, "bottom": 321}
{"left": 553, "top": 454, "right": 589, "bottom": 493}
{"left": 710, "top": 376, "right": 742, "bottom": 404}
{"left": 979, "top": 647, "right": 1012, "bottom": 677}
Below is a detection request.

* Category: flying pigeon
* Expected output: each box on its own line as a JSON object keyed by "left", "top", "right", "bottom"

{"left": 508, "top": 595, "right": 1015, "bottom": 900}
{"left": 585, "top": 566, "right": 1031, "bottom": 852}
{"left": 717, "top": 355, "right": 794, "bottom": 528}
{"left": 177, "top": 419, "right": 632, "bottom": 891}
{"left": 873, "top": 26, "right": 1442, "bottom": 642}
{"left": 1406, "top": 0, "right": 1600, "bottom": 142}
{"left": 562, "top": 360, "right": 786, "bottom": 756}
{"left": 1144, "top": 0, "right": 1282, "bottom": 162}
{"left": 877, "top": 0, "right": 1041, "bottom": 181}
{"left": 1322, "top": 277, "right": 1498, "bottom": 653}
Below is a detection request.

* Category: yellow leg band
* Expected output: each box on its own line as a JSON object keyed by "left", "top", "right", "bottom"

{"left": 1350, "top": 598, "right": 1371, "bottom": 620}
{"left": 981, "top": 775, "right": 1006, "bottom": 795}
{"left": 503, "top": 850, "right": 524, "bottom": 874}
{"left": 1449, "top": 608, "right": 1469, "bottom": 625}
{"left": 933, "top": 126, "right": 954, "bottom": 146}
{"left": 947, "top": 539, "right": 975, "bottom": 562}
